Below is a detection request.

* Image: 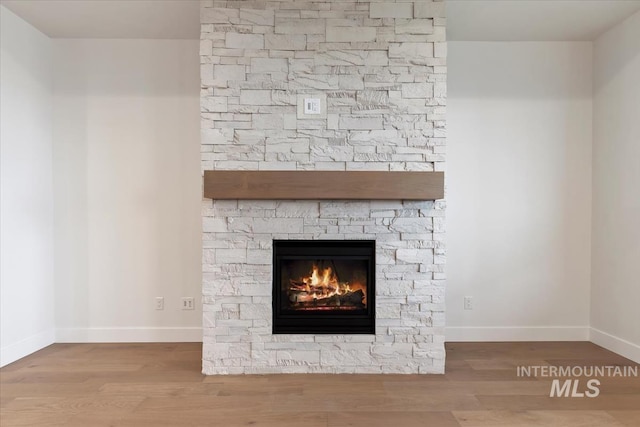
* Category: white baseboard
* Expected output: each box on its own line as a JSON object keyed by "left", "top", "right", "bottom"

{"left": 590, "top": 328, "right": 640, "bottom": 364}
{"left": 1, "top": 329, "right": 55, "bottom": 368}
{"left": 445, "top": 326, "right": 590, "bottom": 342}
{"left": 55, "top": 327, "right": 202, "bottom": 343}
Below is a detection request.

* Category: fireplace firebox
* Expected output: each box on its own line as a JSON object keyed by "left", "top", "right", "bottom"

{"left": 272, "top": 240, "right": 375, "bottom": 334}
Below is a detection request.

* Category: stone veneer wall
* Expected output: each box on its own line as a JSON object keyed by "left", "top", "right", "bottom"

{"left": 201, "top": 0, "right": 446, "bottom": 374}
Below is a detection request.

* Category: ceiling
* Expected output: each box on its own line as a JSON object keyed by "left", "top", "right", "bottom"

{"left": 0, "top": 0, "right": 200, "bottom": 40}
{"left": 1, "top": 0, "right": 639, "bottom": 41}
{"left": 447, "top": 0, "right": 640, "bottom": 41}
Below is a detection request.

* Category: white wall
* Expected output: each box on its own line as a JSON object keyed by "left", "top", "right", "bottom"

{"left": 591, "top": 11, "right": 640, "bottom": 363}
{"left": 53, "top": 39, "right": 202, "bottom": 342}
{"left": 0, "top": 6, "right": 55, "bottom": 366}
{"left": 447, "top": 42, "right": 593, "bottom": 341}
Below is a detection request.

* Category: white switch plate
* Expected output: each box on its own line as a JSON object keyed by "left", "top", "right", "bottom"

{"left": 297, "top": 94, "right": 327, "bottom": 119}
{"left": 304, "top": 98, "right": 321, "bottom": 115}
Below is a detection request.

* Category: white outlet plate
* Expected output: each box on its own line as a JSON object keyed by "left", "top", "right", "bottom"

{"left": 464, "top": 296, "right": 473, "bottom": 310}
{"left": 155, "top": 297, "right": 164, "bottom": 310}
{"left": 181, "top": 297, "right": 195, "bottom": 310}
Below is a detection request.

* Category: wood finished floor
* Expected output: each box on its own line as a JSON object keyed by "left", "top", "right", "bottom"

{"left": 1, "top": 342, "right": 638, "bottom": 426}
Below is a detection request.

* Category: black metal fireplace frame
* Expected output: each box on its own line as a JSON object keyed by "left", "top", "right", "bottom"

{"left": 272, "top": 240, "right": 375, "bottom": 334}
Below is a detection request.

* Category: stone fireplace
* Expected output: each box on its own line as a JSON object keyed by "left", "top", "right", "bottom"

{"left": 201, "top": 0, "right": 446, "bottom": 374}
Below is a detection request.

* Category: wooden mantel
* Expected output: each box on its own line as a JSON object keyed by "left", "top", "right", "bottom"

{"left": 203, "top": 171, "right": 444, "bottom": 200}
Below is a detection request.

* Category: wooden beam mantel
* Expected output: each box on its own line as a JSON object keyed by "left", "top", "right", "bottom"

{"left": 203, "top": 171, "right": 444, "bottom": 200}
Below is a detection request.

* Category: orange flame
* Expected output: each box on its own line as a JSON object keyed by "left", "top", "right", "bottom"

{"left": 291, "top": 264, "right": 366, "bottom": 304}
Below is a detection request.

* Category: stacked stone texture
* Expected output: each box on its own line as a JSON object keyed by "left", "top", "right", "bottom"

{"left": 201, "top": 0, "right": 446, "bottom": 374}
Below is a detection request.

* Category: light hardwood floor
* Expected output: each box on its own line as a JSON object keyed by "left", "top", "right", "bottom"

{"left": 1, "top": 342, "right": 638, "bottom": 426}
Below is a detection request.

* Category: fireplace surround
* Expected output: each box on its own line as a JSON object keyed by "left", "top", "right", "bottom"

{"left": 200, "top": 0, "right": 447, "bottom": 374}
{"left": 273, "top": 240, "right": 375, "bottom": 335}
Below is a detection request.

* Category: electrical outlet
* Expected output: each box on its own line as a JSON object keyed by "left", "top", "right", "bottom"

{"left": 464, "top": 296, "right": 473, "bottom": 310}
{"left": 181, "top": 297, "right": 195, "bottom": 310}
{"left": 155, "top": 297, "right": 164, "bottom": 310}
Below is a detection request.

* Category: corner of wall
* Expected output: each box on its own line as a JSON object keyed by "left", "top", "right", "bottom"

{"left": 589, "top": 9, "right": 640, "bottom": 360}
{"left": 1, "top": 4, "right": 55, "bottom": 367}
{"left": 0, "top": 329, "right": 55, "bottom": 368}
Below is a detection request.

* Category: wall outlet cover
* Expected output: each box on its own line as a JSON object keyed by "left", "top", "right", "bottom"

{"left": 181, "top": 297, "right": 195, "bottom": 310}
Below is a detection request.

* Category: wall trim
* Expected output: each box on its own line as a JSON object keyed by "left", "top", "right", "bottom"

{"left": 0, "top": 329, "right": 55, "bottom": 368}
{"left": 590, "top": 327, "right": 640, "bottom": 364}
{"left": 445, "top": 326, "right": 590, "bottom": 342}
{"left": 55, "top": 327, "right": 202, "bottom": 343}
{"left": 6, "top": 327, "right": 637, "bottom": 364}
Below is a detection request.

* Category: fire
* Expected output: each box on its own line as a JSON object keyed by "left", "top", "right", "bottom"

{"left": 289, "top": 264, "right": 366, "bottom": 305}
{"left": 306, "top": 265, "right": 338, "bottom": 293}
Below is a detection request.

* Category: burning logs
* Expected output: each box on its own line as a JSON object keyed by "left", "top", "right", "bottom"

{"left": 288, "top": 289, "right": 365, "bottom": 309}
{"left": 338, "top": 289, "right": 365, "bottom": 306}
{"left": 286, "top": 264, "right": 367, "bottom": 309}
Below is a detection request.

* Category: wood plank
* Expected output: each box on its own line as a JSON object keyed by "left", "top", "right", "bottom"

{"left": 453, "top": 410, "right": 627, "bottom": 427}
{"left": 2, "top": 342, "right": 639, "bottom": 426}
{"left": 328, "top": 411, "right": 460, "bottom": 427}
{"left": 607, "top": 410, "right": 640, "bottom": 426}
{"left": 203, "top": 170, "right": 444, "bottom": 200}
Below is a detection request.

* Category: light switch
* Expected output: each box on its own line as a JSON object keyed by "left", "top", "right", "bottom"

{"left": 297, "top": 94, "right": 326, "bottom": 119}
{"left": 304, "top": 98, "right": 321, "bottom": 115}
